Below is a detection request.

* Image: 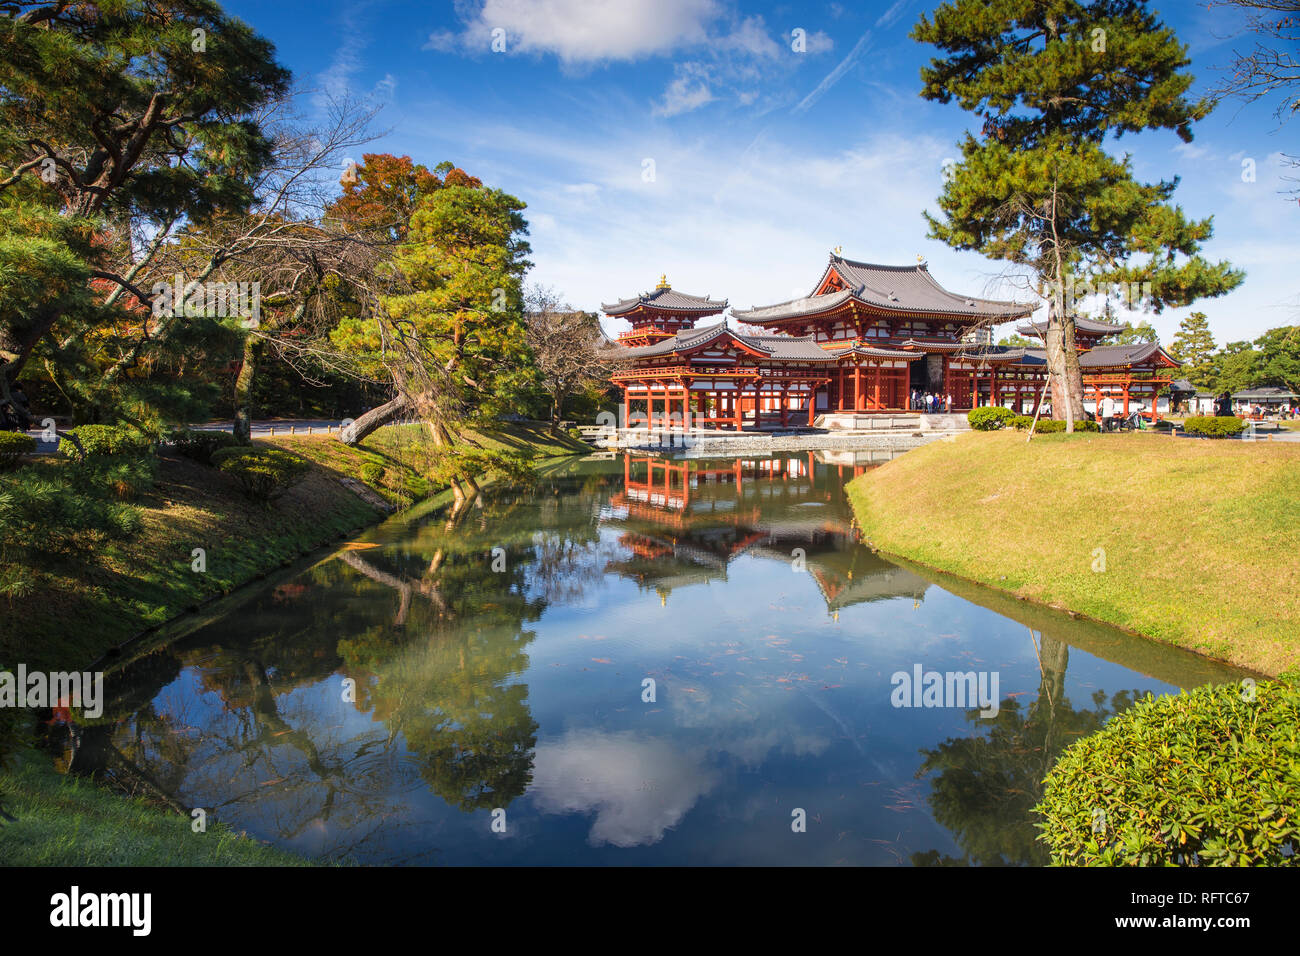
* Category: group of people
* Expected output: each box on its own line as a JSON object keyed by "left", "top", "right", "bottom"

{"left": 1098, "top": 395, "right": 1131, "bottom": 432}
{"left": 910, "top": 390, "right": 952, "bottom": 414}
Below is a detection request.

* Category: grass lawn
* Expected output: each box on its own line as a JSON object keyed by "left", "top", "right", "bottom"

{"left": 0, "top": 749, "right": 314, "bottom": 866}
{"left": 846, "top": 430, "right": 1300, "bottom": 676}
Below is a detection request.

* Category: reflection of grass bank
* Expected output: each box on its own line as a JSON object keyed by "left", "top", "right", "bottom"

{"left": 0, "top": 749, "right": 315, "bottom": 866}
{"left": 2, "top": 422, "right": 587, "bottom": 674}
{"left": 846, "top": 431, "right": 1300, "bottom": 676}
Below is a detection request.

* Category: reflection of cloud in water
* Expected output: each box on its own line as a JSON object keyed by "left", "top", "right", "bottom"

{"left": 665, "top": 680, "right": 831, "bottom": 767}
{"left": 530, "top": 730, "right": 719, "bottom": 847}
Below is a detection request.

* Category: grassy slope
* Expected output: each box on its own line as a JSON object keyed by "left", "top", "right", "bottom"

{"left": 0, "top": 750, "right": 312, "bottom": 866}
{"left": 1, "top": 421, "right": 587, "bottom": 867}
{"left": 5, "top": 422, "right": 588, "bottom": 673}
{"left": 846, "top": 431, "right": 1300, "bottom": 676}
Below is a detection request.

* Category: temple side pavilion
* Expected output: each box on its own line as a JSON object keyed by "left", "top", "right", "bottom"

{"left": 605, "top": 254, "right": 1183, "bottom": 429}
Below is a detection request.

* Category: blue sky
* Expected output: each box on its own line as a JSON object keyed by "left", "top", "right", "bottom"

{"left": 223, "top": 0, "right": 1297, "bottom": 344}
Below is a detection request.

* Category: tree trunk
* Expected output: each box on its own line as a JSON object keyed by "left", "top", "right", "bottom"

{"left": 233, "top": 337, "right": 256, "bottom": 444}
{"left": 340, "top": 394, "right": 413, "bottom": 445}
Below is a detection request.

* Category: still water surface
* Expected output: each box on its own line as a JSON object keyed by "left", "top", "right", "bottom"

{"left": 72, "top": 451, "right": 1247, "bottom": 865}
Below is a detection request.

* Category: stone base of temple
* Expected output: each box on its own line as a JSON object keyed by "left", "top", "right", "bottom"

{"left": 814, "top": 412, "right": 921, "bottom": 431}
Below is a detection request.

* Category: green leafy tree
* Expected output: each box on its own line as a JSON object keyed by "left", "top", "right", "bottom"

{"left": 997, "top": 333, "right": 1034, "bottom": 347}
{"left": 0, "top": 0, "right": 290, "bottom": 412}
{"left": 1208, "top": 340, "right": 1261, "bottom": 394}
{"left": 913, "top": 0, "right": 1244, "bottom": 430}
{"left": 1112, "top": 320, "right": 1158, "bottom": 345}
{"left": 335, "top": 182, "right": 538, "bottom": 491}
{"left": 1249, "top": 325, "right": 1300, "bottom": 392}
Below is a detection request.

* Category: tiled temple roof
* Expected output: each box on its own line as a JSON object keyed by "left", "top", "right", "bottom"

{"left": 733, "top": 255, "right": 1034, "bottom": 322}
{"left": 950, "top": 342, "right": 1179, "bottom": 370}
{"left": 605, "top": 322, "right": 837, "bottom": 363}
{"left": 601, "top": 286, "right": 727, "bottom": 316}
{"left": 1016, "top": 316, "right": 1127, "bottom": 336}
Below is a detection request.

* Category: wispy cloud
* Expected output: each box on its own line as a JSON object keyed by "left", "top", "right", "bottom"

{"left": 794, "top": 28, "right": 874, "bottom": 113}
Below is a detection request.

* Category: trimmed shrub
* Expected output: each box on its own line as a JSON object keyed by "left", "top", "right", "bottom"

{"left": 0, "top": 432, "right": 36, "bottom": 470}
{"left": 1035, "top": 678, "right": 1300, "bottom": 866}
{"left": 167, "top": 427, "right": 243, "bottom": 464}
{"left": 1183, "top": 415, "right": 1247, "bottom": 438}
{"left": 1031, "top": 419, "right": 1100, "bottom": 433}
{"left": 359, "top": 461, "right": 386, "bottom": 485}
{"left": 211, "top": 447, "right": 310, "bottom": 501}
{"left": 61, "top": 424, "right": 153, "bottom": 458}
{"left": 967, "top": 407, "right": 1017, "bottom": 430}
{"left": 1009, "top": 415, "right": 1035, "bottom": 430}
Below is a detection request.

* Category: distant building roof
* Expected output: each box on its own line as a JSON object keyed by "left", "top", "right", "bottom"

{"left": 732, "top": 254, "right": 1035, "bottom": 323}
{"left": 1016, "top": 316, "right": 1127, "bottom": 336}
{"left": 956, "top": 342, "right": 1180, "bottom": 369}
{"left": 1232, "top": 386, "right": 1298, "bottom": 400}
{"left": 601, "top": 285, "right": 727, "bottom": 316}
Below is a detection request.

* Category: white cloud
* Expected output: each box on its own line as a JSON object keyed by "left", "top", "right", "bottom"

{"left": 428, "top": 0, "right": 721, "bottom": 64}
{"left": 653, "top": 73, "right": 715, "bottom": 117}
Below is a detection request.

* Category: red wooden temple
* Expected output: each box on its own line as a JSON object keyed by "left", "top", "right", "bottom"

{"left": 606, "top": 254, "right": 1181, "bottom": 428}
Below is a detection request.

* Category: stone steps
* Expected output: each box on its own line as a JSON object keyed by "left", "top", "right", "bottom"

{"left": 815, "top": 413, "right": 921, "bottom": 431}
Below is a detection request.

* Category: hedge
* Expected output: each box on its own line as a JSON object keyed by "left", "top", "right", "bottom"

{"left": 60, "top": 424, "right": 153, "bottom": 458}
{"left": 211, "top": 447, "right": 310, "bottom": 501}
{"left": 167, "top": 427, "right": 243, "bottom": 464}
{"left": 1183, "top": 415, "right": 1247, "bottom": 438}
{"left": 1031, "top": 419, "right": 1100, "bottom": 433}
{"left": 967, "top": 407, "right": 1017, "bottom": 430}
{"left": 1035, "top": 678, "right": 1300, "bottom": 866}
{"left": 0, "top": 432, "right": 35, "bottom": 470}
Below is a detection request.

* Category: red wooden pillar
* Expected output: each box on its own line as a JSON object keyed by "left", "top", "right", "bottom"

{"left": 780, "top": 384, "right": 789, "bottom": 427}
{"left": 838, "top": 366, "right": 846, "bottom": 411}
{"left": 807, "top": 386, "right": 817, "bottom": 426}
{"left": 853, "top": 364, "right": 862, "bottom": 412}
{"left": 872, "top": 364, "right": 881, "bottom": 410}
{"left": 1123, "top": 382, "right": 1131, "bottom": 415}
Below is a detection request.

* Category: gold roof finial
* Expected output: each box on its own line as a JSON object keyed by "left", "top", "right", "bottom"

{"left": 656, "top": 274, "right": 670, "bottom": 289}
{"left": 916, "top": 253, "right": 925, "bottom": 263}
{"left": 833, "top": 245, "right": 843, "bottom": 256}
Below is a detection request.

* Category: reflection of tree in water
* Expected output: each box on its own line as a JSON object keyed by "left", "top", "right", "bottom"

{"left": 911, "top": 634, "right": 1144, "bottom": 867}
{"left": 332, "top": 469, "right": 617, "bottom": 812}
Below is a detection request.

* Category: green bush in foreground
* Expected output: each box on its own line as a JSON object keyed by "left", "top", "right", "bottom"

{"left": 1009, "top": 415, "right": 1035, "bottom": 430}
{"left": 167, "top": 427, "right": 243, "bottom": 464}
{"left": 1035, "top": 678, "right": 1300, "bottom": 866}
{"left": 60, "top": 424, "right": 153, "bottom": 458}
{"left": 967, "top": 407, "right": 1017, "bottom": 430}
{"left": 359, "top": 461, "right": 385, "bottom": 485}
{"left": 1031, "top": 419, "right": 1100, "bottom": 433}
{"left": 1183, "top": 415, "right": 1247, "bottom": 438}
{"left": 212, "top": 447, "right": 310, "bottom": 501}
{"left": 0, "top": 432, "right": 36, "bottom": 470}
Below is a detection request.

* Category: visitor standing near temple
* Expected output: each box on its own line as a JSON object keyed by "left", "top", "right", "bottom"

{"left": 1101, "top": 395, "right": 1115, "bottom": 431}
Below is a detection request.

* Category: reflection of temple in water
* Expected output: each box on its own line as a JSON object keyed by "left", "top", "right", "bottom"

{"left": 602, "top": 454, "right": 929, "bottom": 613}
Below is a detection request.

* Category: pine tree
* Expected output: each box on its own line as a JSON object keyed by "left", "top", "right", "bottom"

{"left": 1169, "top": 311, "right": 1217, "bottom": 381}
{"left": 913, "top": 0, "right": 1244, "bottom": 429}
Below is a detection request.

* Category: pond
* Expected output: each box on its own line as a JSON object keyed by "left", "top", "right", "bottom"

{"left": 57, "top": 450, "right": 1248, "bottom": 865}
